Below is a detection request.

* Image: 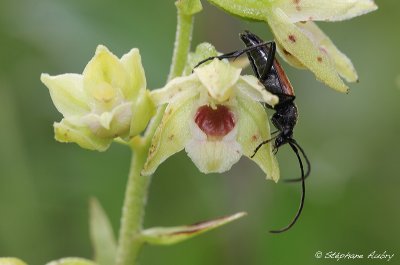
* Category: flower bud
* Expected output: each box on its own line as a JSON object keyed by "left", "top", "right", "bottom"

{"left": 41, "top": 46, "right": 155, "bottom": 151}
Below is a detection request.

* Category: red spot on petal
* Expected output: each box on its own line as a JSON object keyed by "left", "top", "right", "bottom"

{"left": 317, "top": 57, "right": 323, "bottom": 62}
{"left": 293, "top": 0, "right": 301, "bottom": 11}
{"left": 251, "top": 135, "right": 258, "bottom": 141}
{"left": 195, "top": 105, "right": 235, "bottom": 138}
{"left": 282, "top": 48, "right": 292, "bottom": 56}
{"left": 288, "top": 34, "right": 296, "bottom": 43}
{"left": 319, "top": 47, "right": 328, "bottom": 54}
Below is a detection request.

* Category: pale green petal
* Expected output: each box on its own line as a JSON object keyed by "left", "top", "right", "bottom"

{"left": 267, "top": 8, "right": 348, "bottom": 93}
{"left": 108, "top": 102, "right": 132, "bottom": 138}
{"left": 275, "top": 21, "right": 358, "bottom": 82}
{"left": 142, "top": 92, "right": 197, "bottom": 176}
{"left": 296, "top": 21, "right": 358, "bottom": 82}
{"left": 185, "top": 134, "right": 242, "bottom": 173}
{"left": 273, "top": 0, "right": 377, "bottom": 23}
{"left": 194, "top": 59, "right": 241, "bottom": 102}
{"left": 150, "top": 74, "right": 200, "bottom": 105}
{"left": 45, "top": 258, "right": 97, "bottom": 265}
{"left": 83, "top": 103, "right": 132, "bottom": 139}
{"left": 207, "top": 0, "right": 270, "bottom": 21}
{"left": 120, "top": 48, "right": 146, "bottom": 100}
{"left": 130, "top": 90, "right": 155, "bottom": 137}
{"left": 276, "top": 41, "right": 306, "bottom": 69}
{"left": 99, "top": 112, "right": 113, "bottom": 130}
{"left": 0, "top": 258, "right": 28, "bottom": 265}
{"left": 41, "top": 73, "right": 90, "bottom": 117}
{"left": 141, "top": 212, "right": 246, "bottom": 245}
{"left": 236, "top": 75, "right": 279, "bottom": 106}
{"left": 229, "top": 56, "right": 251, "bottom": 70}
{"left": 185, "top": 117, "right": 242, "bottom": 173}
{"left": 83, "top": 45, "right": 128, "bottom": 103}
{"left": 236, "top": 90, "right": 280, "bottom": 182}
{"left": 54, "top": 118, "right": 111, "bottom": 151}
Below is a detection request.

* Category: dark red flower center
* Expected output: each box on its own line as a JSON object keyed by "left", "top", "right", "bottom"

{"left": 194, "top": 105, "right": 235, "bottom": 138}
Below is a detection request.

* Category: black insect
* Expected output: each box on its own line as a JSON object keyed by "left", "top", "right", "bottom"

{"left": 194, "top": 31, "right": 311, "bottom": 233}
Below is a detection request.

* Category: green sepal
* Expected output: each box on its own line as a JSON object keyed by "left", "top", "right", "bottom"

{"left": 142, "top": 91, "right": 196, "bottom": 176}
{"left": 207, "top": 0, "right": 269, "bottom": 21}
{"left": 0, "top": 258, "right": 28, "bottom": 265}
{"left": 141, "top": 212, "right": 246, "bottom": 245}
{"left": 235, "top": 88, "right": 280, "bottom": 182}
{"left": 266, "top": 8, "right": 349, "bottom": 93}
{"left": 176, "top": 0, "right": 203, "bottom": 15}
{"left": 89, "top": 198, "right": 117, "bottom": 265}
{"left": 45, "top": 258, "right": 97, "bottom": 265}
{"left": 129, "top": 89, "right": 156, "bottom": 138}
{"left": 183, "top": 42, "right": 218, "bottom": 76}
{"left": 54, "top": 119, "right": 111, "bottom": 151}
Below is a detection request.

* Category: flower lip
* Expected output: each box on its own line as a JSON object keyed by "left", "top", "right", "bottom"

{"left": 194, "top": 104, "right": 235, "bottom": 138}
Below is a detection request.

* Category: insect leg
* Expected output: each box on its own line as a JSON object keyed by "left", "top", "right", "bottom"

{"left": 250, "top": 135, "right": 278, "bottom": 158}
{"left": 259, "top": 41, "right": 276, "bottom": 80}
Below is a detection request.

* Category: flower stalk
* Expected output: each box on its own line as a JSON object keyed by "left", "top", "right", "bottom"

{"left": 115, "top": 139, "right": 150, "bottom": 265}
{"left": 115, "top": 3, "right": 196, "bottom": 265}
{"left": 168, "top": 8, "right": 195, "bottom": 81}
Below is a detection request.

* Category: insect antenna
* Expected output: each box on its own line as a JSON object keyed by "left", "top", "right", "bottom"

{"left": 283, "top": 139, "right": 311, "bottom": 182}
{"left": 270, "top": 141, "right": 305, "bottom": 233}
{"left": 193, "top": 41, "right": 275, "bottom": 70}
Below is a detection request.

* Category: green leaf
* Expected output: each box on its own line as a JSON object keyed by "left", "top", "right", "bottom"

{"left": 207, "top": 0, "right": 270, "bottom": 21}
{"left": 89, "top": 198, "right": 117, "bottom": 265}
{"left": 141, "top": 212, "right": 247, "bottom": 245}
{"left": 45, "top": 258, "right": 96, "bottom": 265}
{"left": 0, "top": 258, "right": 28, "bottom": 265}
{"left": 176, "top": 0, "right": 203, "bottom": 15}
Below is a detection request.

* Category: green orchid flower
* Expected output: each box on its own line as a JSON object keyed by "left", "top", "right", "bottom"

{"left": 45, "top": 258, "right": 97, "bottom": 265}
{"left": 143, "top": 58, "right": 280, "bottom": 181}
{"left": 41, "top": 45, "right": 155, "bottom": 151}
{"left": 0, "top": 258, "right": 28, "bottom": 265}
{"left": 207, "top": 0, "right": 378, "bottom": 93}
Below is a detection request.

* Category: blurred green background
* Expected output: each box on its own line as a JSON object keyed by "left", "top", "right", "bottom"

{"left": 1, "top": 0, "right": 399, "bottom": 264}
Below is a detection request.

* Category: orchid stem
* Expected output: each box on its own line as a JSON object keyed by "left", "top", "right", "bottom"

{"left": 115, "top": 6, "right": 194, "bottom": 265}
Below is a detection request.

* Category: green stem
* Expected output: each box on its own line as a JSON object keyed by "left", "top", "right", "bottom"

{"left": 168, "top": 8, "right": 194, "bottom": 81}
{"left": 115, "top": 142, "right": 149, "bottom": 265}
{"left": 115, "top": 6, "right": 194, "bottom": 265}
